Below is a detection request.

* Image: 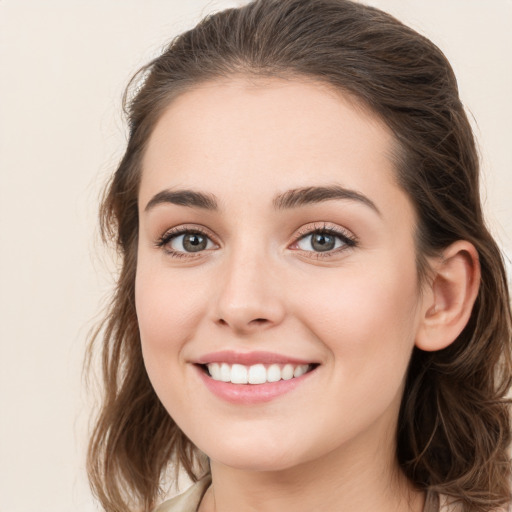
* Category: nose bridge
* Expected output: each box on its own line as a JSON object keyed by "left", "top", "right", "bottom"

{"left": 214, "top": 239, "right": 284, "bottom": 332}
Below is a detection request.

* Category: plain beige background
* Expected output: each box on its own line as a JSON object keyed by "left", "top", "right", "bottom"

{"left": 0, "top": 1, "right": 511, "bottom": 511}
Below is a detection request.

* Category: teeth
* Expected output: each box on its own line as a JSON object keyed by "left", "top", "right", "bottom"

{"left": 294, "top": 365, "right": 307, "bottom": 378}
{"left": 248, "top": 364, "right": 266, "bottom": 384}
{"left": 267, "top": 364, "right": 281, "bottom": 383}
{"left": 231, "top": 364, "right": 248, "bottom": 384}
{"left": 220, "top": 363, "right": 231, "bottom": 382}
{"left": 206, "top": 362, "right": 311, "bottom": 384}
{"left": 282, "top": 364, "right": 294, "bottom": 380}
{"left": 208, "top": 363, "right": 221, "bottom": 381}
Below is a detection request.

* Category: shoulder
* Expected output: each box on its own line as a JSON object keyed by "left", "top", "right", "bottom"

{"left": 438, "top": 494, "right": 511, "bottom": 512}
{"left": 154, "top": 477, "right": 212, "bottom": 512}
{"left": 438, "top": 494, "right": 463, "bottom": 512}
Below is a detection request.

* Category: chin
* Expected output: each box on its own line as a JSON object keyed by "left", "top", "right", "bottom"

{"left": 199, "top": 435, "right": 304, "bottom": 472}
{"left": 211, "top": 453, "right": 300, "bottom": 473}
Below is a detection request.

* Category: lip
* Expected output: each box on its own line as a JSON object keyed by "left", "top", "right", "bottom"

{"left": 195, "top": 350, "right": 315, "bottom": 366}
{"left": 193, "top": 354, "right": 318, "bottom": 405}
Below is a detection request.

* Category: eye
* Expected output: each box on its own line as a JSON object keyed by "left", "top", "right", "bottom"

{"left": 297, "top": 231, "right": 343, "bottom": 252}
{"left": 290, "top": 224, "right": 357, "bottom": 256}
{"left": 156, "top": 228, "right": 217, "bottom": 255}
{"left": 170, "top": 232, "right": 214, "bottom": 252}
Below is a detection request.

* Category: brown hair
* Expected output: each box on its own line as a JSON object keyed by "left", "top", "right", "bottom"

{"left": 86, "top": 1, "right": 512, "bottom": 511}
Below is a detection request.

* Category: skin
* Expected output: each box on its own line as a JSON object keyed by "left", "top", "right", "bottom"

{"left": 136, "top": 77, "right": 433, "bottom": 511}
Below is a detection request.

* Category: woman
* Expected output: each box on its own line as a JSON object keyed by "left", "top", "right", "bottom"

{"left": 86, "top": 1, "right": 512, "bottom": 511}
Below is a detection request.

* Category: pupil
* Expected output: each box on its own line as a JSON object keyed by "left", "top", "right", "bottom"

{"left": 183, "top": 234, "right": 207, "bottom": 252}
{"left": 312, "top": 233, "right": 335, "bottom": 252}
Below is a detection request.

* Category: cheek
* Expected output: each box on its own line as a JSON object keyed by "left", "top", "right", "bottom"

{"left": 296, "top": 259, "right": 421, "bottom": 370}
{"left": 289, "top": 262, "right": 421, "bottom": 442}
{"left": 135, "top": 264, "right": 205, "bottom": 373}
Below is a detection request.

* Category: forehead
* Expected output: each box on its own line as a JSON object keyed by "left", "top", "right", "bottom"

{"left": 139, "top": 77, "right": 403, "bottom": 215}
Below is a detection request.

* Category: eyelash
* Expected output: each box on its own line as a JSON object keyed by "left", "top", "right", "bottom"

{"left": 155, "top": 223, "right": 357, "bottom": 259}
{"left": 155, "top": 225, "right": 216, "bottom": 258}
{"left": 291, "top": 222, "right": 358, "bottom": 259}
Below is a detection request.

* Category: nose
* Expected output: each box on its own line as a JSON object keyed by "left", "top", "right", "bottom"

{"left": 212, "top": 248, "right": 286, "bottom": 335}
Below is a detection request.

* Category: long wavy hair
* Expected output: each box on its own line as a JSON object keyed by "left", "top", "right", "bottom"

{"left": 86, "top": 1, "right": 512, "bottom": 511}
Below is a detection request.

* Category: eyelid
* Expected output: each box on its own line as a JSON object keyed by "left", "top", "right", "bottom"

{"left": 155, "top": 224, "right": 219, "bottom": 256}
{"left": 293, "top": 222, "right": 355, "bottom": 241}
{"left": 289, "top": 222, "right": 358, "bottom": 256}
{"left": 154, "top": 221, "right": 356, "bottom": 259}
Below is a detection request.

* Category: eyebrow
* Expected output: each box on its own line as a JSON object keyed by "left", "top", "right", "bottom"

{"left": 145, "top": 189, "right": 218, "bottom": 212}
{"left": 273, "top": 185, "right": 380, "bottom": 215}
{"left": 144, "top": 184, "right": 379, "bottom": 215}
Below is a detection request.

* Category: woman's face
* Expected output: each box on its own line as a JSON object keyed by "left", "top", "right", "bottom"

{"left": 136, "top": 78, "right": 427, "bottom": 473}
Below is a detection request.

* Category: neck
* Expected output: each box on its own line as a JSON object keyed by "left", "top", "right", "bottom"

{"left": 199, "top": 421, "right": 424, "bottom": 512}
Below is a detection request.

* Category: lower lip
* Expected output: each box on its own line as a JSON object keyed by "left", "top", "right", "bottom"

{"left": 195, "top": 365, "right": 316, "bottom": 404}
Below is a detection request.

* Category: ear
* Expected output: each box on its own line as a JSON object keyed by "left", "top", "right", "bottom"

{"left": 415, "top": 240, "right": 481, "bottom": 352}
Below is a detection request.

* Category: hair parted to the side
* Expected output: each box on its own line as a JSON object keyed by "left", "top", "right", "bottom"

{"left": 86, "top": 1, "right": 512, "bottom": 511}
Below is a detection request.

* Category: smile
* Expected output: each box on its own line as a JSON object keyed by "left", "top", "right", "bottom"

{"left": 205, "top": 362, "right": 312, "bottom": 384}
{"left": 193, "top": 352, "right": 319, "bottom": 404}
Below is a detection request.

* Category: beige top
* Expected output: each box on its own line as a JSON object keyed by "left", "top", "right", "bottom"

{"left": 154, "top": 477, "right": 211, "bottom": 512}
{"left": 154, "top": 477, "right": 462, "bottom": 512}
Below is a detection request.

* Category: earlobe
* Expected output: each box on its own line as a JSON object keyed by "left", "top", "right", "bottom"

{"left": 415, "top": 240, "right": 481, "bottom": 352}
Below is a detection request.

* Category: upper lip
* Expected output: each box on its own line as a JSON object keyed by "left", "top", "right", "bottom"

{"left": 195, "top": 350, "right": 316, "bottom": 366}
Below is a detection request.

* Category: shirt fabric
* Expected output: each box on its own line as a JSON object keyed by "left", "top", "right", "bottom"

{"left": 154, "top": 476, "right": 462, "bottom": 512}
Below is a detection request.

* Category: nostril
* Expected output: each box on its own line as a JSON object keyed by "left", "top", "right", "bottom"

{"left": 215, "top": 316, "right": 272, "bottom": 333}
{"left": 217, "top": 317, "right": 269, "bottom": 326}
{"left": 250, "top": 318, "right": 269, "bottom": 325}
